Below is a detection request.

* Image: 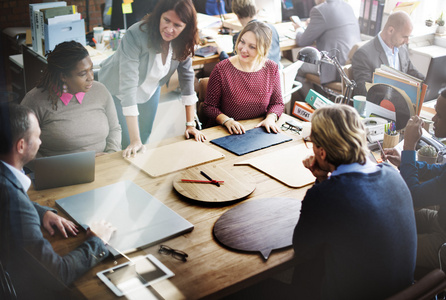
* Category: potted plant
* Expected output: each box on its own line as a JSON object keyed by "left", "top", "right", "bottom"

{"left": 417, "top": 145, "right": 438, "bottom": 164}
{"left": 436, "top": 12, "right": 445, "bottom": 34}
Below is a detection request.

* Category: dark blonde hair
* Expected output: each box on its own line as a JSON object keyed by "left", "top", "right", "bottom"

{"left": 232, "top": 0, "right": 256, "bottom": 19}
{"left": 235, "top": 21, "right": 272, "bottom": 65}
{"left": 310, "top": 105, "right": 368, "bottom": 167}
{"left": 140, "top": 0, "right": 198, "bottom": 60}
{"left": 37, "top": 41, "right": 89, "bottom": 110}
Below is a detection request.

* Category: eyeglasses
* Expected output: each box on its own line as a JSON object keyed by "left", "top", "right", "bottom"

{"left": 303, "top": 136, "right": 313, "bottom": 149}
{"left": 158, "top": 245, "right": 188, "bottom": 262}
{"left": 281, "top": 123, "right": 301, "bottom": 134}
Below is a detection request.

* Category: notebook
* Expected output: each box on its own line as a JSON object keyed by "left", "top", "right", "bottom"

{"left": 28, "top": 151, "right": 95, "bottom": 190}
{"left": 56, "top": 180, "right": 194, "bottom": 257}
{"left": 210, "top": 127, "right": 292, "bottom": 156}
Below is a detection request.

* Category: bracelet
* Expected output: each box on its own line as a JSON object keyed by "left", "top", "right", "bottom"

{"left": 268, "top": 113, "right": 278, "bottom": 122}
{"left": 222, "top": 117, "right": 234, "bottom": 126}
{"left": 185, "top": 121, "right": 196, "bottom": 127}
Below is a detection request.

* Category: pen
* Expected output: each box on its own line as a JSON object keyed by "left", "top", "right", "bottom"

{"left": 376, "top": 140, "right": 387, "bottom": 162}
{"left": 200, "top": 171, "right": 220, "bottom": 187}
{"left": 181, "top": 179, "right": 224, "bottom": 184}
{"left": 92, "top": 37, "right": 98, "bottom": 44}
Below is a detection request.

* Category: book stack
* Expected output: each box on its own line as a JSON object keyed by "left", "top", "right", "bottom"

{"left": 373, "top": 65, "right": 428, "bottom": 116}
{"left": 29, "top": 2, "right": 85, "bottom": 55}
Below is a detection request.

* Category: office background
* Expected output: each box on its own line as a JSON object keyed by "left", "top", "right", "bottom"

{"left": 1, "top": 0, "right": 446, "bottom": 98}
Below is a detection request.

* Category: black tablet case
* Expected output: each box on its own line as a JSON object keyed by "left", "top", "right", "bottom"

{"left": 210, "top": 127, "right": 292, "bottom": 156}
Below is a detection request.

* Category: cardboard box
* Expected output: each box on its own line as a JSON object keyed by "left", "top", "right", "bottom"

{"left": 292, "top": 101, "right": 314, "bottom": 122}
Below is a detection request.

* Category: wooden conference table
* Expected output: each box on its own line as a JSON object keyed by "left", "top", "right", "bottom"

{"left": 27, "top": 114, "right": 312, "bottom": 300}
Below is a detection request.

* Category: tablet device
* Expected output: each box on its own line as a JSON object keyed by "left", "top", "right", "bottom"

{"left": 56, "top": 181, "right": 194, "bottom": 257}
{"left": 97, "top": 254, "right": 174, "bottom": 297}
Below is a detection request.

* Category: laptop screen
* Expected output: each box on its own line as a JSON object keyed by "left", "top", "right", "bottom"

{"left": 29, "top": 151, "right": 95, "bottom": 190}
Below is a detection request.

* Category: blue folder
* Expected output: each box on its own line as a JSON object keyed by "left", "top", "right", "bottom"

{"left": 210, "top": 127, "right": 292, "bottom": 156}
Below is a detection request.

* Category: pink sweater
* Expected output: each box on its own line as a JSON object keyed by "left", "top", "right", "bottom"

{"left": 203, "top": 59, "right": 284, "bottom": 127}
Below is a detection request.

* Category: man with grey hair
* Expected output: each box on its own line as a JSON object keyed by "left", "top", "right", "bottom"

{"left": 352, "top": 10, "right": 425, "bottom": 96}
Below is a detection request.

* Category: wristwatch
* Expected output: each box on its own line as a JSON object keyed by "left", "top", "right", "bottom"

{"left": 186, "top": 121, "right": 196, "bottom": 127}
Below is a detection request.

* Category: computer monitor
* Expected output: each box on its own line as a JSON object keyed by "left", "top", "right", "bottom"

{"left": 255, "top": 0, "right": 282, "bottom": 24}
{"left": 424, "top": 55, "right": 446, "bottom": 101}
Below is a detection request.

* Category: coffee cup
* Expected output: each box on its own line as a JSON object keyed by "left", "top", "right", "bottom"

{"left": 353, "top": 95, "right": 367, "bottom": 117}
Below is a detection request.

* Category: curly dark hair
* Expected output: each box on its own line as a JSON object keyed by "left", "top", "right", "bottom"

{"left": 139, "top": 0, "right": 198, "bottom": 60}
{"left": 37, "top": 41, "right": 89, "bottom": 110}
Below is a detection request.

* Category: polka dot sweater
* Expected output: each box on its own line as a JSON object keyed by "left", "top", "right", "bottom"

{"left": 203, "top": 59, "right": 284, "bottom": 127}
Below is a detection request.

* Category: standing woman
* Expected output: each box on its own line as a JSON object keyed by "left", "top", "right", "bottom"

{"left": 99, "top": 0, "right": 205, "bottom": 157}
{"left": 203, "top": 21, "right": 284, "bottom": 134}
{"left": 21, "top": 41, "right": 121, "bottom": 157}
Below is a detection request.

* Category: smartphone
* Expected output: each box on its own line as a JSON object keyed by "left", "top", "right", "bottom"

{"left": 290, "top": 16, "right": 306, "bottom": 30}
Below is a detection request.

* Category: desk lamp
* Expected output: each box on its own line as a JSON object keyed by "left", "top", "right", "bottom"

{"left": 297, "top": 47, "right": 356, "bottom": 104}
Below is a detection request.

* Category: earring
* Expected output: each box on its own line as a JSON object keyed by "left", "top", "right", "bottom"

{"left": 62, "top": 84, "right": 68, "bottom": 93}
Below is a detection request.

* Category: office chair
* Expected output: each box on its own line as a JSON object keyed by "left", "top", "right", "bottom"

{"left": 385, "top": 269, "right": 446, "bottom": 300}
{"left": 195, "top": 77, "right": 209, "bottom": 128}
{"left": 0, "top": 261, "right": 17, "bottom": 300}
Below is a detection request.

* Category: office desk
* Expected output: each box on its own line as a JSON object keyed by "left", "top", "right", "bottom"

{"left": 193, "top": 37, "right": 297, "bottom": 66}
{"left": 193, "top": 21, "right": 298, "bottom": 67}
{"left": 27, "top": 115, "right": 311, "bottom": 300}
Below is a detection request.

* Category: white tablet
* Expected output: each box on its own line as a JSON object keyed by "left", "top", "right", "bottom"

{"left": 97, "top": 254, "right": 174, "bottom": 297}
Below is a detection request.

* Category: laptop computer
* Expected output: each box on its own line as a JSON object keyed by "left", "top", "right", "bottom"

{"left": 27, "top": 151, "right": 95, "bottom": 190}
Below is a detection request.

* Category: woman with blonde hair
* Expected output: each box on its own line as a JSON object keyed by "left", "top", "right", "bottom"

{"left": 217, "top": 0, "right": 281, "bottom": 66}
{"left": 203, "top": 21, "right": 284, "bottom": 134}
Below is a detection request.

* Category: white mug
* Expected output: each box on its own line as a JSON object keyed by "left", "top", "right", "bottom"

{"left": 353, "top": 95, "right": 367, "bottom": 117}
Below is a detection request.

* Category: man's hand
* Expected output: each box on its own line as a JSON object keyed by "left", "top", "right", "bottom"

{"left": 404, "top": 116, "right": 423, "bottom": 151}
{"left": 88, "top": 220, "right": 116, "bottom": 245}
{"left": 302, "top": 155, "right": 329, "bottom": 183}
{"left": 43, "top": 211, "right": 78, "bottom": 238}
{"left": 383, "top": 148, "right": 401, "bottom": 167}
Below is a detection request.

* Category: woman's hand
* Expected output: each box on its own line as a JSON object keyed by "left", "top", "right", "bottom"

{"left": 302, "top": 155, "right": 329, "bottom": 183}
{"left": 224, "top": 119, "right": 246, "bottom": 135}
{"left": 256, "top": 114, "right": 280, "bottom": 133}
{"left": 185, "top": 127, "right": 206, "bottom": 142}
{"left": 122, "top": 140, "right": 146, "bottom": 158}
{"left": 383, "top": 148, "right": 402, "bottom": 167}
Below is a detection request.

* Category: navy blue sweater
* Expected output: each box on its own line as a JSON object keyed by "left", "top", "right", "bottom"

{"left": 293, "top": 163, "right": 417, "bottom": 299}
